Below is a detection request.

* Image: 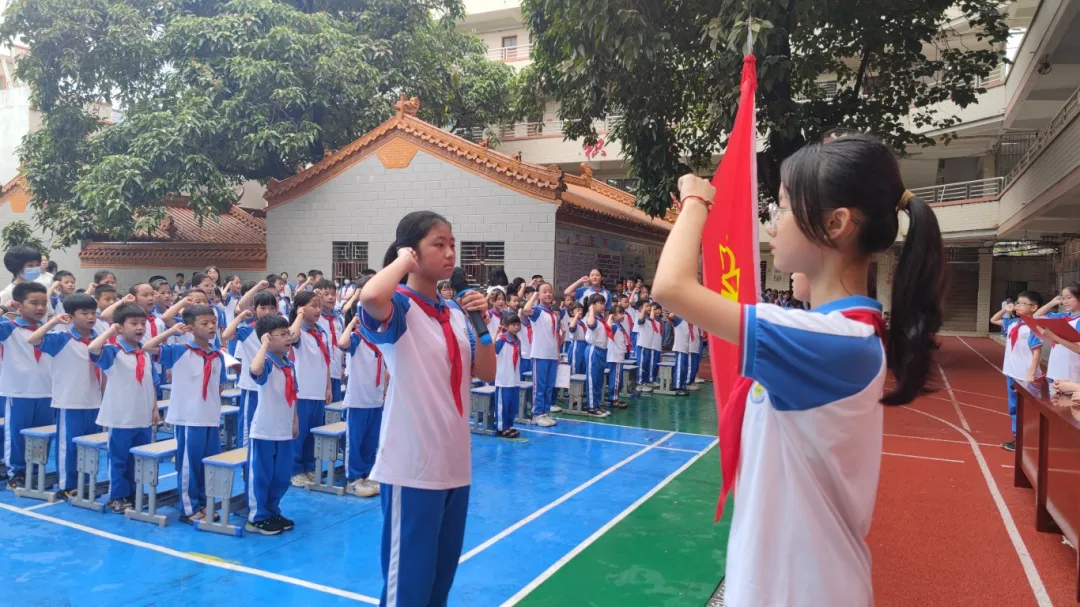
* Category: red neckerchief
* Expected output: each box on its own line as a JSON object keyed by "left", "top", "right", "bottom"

{"left": 599, "top": 317, "right": 613, "bottom": 341}
{"left": 186, "top": 345, "right": 222, "bottom": 400}
{"left": 499, "top": 331, "right": 520, "bottom": 369}
{"left": 123, "top": 343, "right": 147, "bottom": 384}
{"left": 72, "top": 330, "right": 101, "bottom": 383}
{"left": 146, "top": 317, "right": 158, "bottom": 338}
{"left": 270, "top": 356, "right": 297, "bottom": 407}
{"left": 356, "top": 330, "right": 383, "bottom": 387}
{"left": 648, "top": 318, "right": 660, "bottom": 334}
{"left": 716, "top": 308, "right": 886, "bottom": 521}
{"left": 537, "top": 305, "right": 557, "bottom": 338}
{"left": 1008, "top": 322, "right": 1021, "bottom": 349}
{"left": 304, "top": 323, "right": 330, "bottom": 366}
{"left": 613, "top": 324, "right": 631, "bottom": 354}
{"left": 689, "top": 322, "right": 695, "bottom": 343}
{"left": 396, "top": 287, "right": 463, "bottom": 416}
{"left": 525, "top": 322, "right": 533, "bottom": 344}
{"left": 17, "top": 322, "right": 42, "bottom": 361}
{"left": 321, "top": 312, "right": 339, "bottom": 350}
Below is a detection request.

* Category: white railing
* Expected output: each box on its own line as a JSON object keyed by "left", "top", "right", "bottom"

{"left": 976, "top": 63, "right": 1005, "bottom": 87}
{"left": 911, "top": 177, "right": 1004, "bottom": 203}
{"left": 464, "top": 115, "right": 624, "bottom": 142}
{"left": 486, "top": 44, "right": 532, "bottom": 62}
{"left": 792, "top": 63, "right": 1005, "bottom": 102}
{"left": 1004, "top": 84, "right": 1080, "bottom": 186}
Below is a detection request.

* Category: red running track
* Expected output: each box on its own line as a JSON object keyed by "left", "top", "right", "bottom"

{"left": 872, "top": 336, "right": 1077, "bottom": 606}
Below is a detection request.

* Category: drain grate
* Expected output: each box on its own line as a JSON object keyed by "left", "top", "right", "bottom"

{"left": 706, "top": 579, "right": 725, "bottom": 607}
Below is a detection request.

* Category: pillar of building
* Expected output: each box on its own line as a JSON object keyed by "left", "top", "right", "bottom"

{"left": 875, "top": 250, "right": 896, "bottom": 311}
{"left": 976, "top": 249, "right": 993, "bottom": 333}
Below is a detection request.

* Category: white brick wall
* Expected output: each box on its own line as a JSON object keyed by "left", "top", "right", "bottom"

{"left": 266, "top": 150, "right": 558, "bottom": 279}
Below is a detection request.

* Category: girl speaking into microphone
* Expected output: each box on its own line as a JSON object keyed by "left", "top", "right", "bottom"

{"left": 358, "top": 211, "right": 496, "bottom": 607}
{"left": 652, "top": 134, "right": 946, "bottom": 607}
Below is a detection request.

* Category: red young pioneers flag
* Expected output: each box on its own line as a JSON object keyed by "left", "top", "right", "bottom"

{"left": 700, "top": 51, "right": 760, "bottom": 522}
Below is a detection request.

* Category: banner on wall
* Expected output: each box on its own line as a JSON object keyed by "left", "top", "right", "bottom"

{"left": 555, "top": 227, "right": 663, "bottom": 289}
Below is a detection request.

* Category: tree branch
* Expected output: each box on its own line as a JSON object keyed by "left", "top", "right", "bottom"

{"left": 852, "top": 44, "right": 874, "bottom": 98}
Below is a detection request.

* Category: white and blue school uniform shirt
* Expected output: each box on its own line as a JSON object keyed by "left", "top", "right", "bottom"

{"left": 157, "top": 344, "right": 226, "bottom": 427}
{"left": 277, "top": 295, "right": 290, "bottom": 318}
{"left": 295, "top": 322, "right": 331, "bottom": 399}
{"left": 360, "top": 286, "right": 475, "bottom": 490}
{"left": 1002, "top": 317, "right": 1044, "bottom": 381}
{"left": 343, "top": 331, "right": 385, "bottom": 408}
{"left": 495, "top": 333, "right": 521, "bottom": 387}
{"left": 725, "top": 296, "right": 886, "bottom": 607}
{"left": 607, "top": 323, "right": 631, "bottom": 363}
{"left": 528, "top": 305, "right": 560, "bottom": 361}
{"left": 93, "top": 340, "right": 158, "bottom": 428}
{"left": 250, "top": 354, "right": 299, "bottom": 441}
{"left": 486, "top": 309, "right": 503, "bottom": 339}
{"left": 1043, "top": 312, "right": 1080, "bottom": 381}
{"left": 0, "top": 317, "right": 53, "bottom": 398}
{"left": 574, "top": 285, "right": 611, "bottom": 308}
{"left": 318, "top": 311, "right": 346, "bottom": 384}
{"left": 40, "top": 328, "right": 103, "bottom": 409}
{"left": 94, "top": 312, "right": 110, "bottom": 336}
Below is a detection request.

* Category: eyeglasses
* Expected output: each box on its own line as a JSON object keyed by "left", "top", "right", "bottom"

{"left": 767, "top": 203, "right": 791, "bottom": 231}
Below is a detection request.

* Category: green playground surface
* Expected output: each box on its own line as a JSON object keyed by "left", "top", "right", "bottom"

{"left": 520, "top": 391, "right": 730, "bottom": 607}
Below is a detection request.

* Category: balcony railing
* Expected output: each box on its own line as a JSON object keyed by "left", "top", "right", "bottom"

{"left": 1004, "top": 83, "right": 1080, "bottom": 186}
{"left": 911, "top": 177, "right": 1004, "bottom": 203}
{"left": 792, "top": 64, "right": 1006, "bottom": 102}
{"left": 462, "top": 115, "right": 624, "bottom": 142}
{"left": 486, "top": 44, "right": 532, "bottom": 62}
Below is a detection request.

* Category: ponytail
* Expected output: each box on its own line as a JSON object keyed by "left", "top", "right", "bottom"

{"left": 882, "top": 195, "right": 946, "bottom": 405}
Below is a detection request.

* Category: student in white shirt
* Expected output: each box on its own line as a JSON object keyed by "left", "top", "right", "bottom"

{"left": 314, "top": 279, "right": 346, "bottom": 402}
{"left": 653, "top": 137, "right": 947, "bottom": 607}
{"left": 0, "top": 281, "right": 54, "bottom": 490}
{"left": 565, "top": 268, "right": 612, "bottom": 309}
{"left": 359, "top": 211, "right": 495, "bottom": 607}
{"left": 0, "top": 245, "right": 43, "bottom": 308}
{"left": 583, "top": 294, "right": 611, "bottom": 417}
{"left": 559, "top": 293, "right": 575, "bottom": 358}
{"left": 223, "top": 289, "right": 278, "bottom": 446}
{"left": 991, "top": 291, "right": 1044, "bottom": 451}
{"left": 339, "top": 307, "right": 386, "bottom": 497}
{"left": 92, "top": 284, "right": 118, "bottom": 336}
{"left": 288, "top": 290, "right": 332, "bottom": 487}
{"left": 145, "top": 305, "right": 226, "bottom": 524}
{"left": 245, "top": 314, "right": 300, "bottom": 536}
{"left": 494, "top": 312, "right": 523, "bottom": 437}
{"left": 88, "top": 303, "right": 160, "bottom": 514}
{"left": 518, "top": 291, "right": 534, "bottom": 380}
{"left": 636, "top": 303, "right": 661, "bottom": 391}
{"left": 606, "top": 305, "right": 632, "bottom": 409}
{"left": 669, "top": 313, "right": 693, "bottom": 395}
{"left": 30, "top": 294, "right": 103, "bottom": 495}
{"left": 686, "top": 323, "right": 705, "bottom": 391}
{"left": 486, "top": 289, "right": 506, "bottom": 338}
{"left": 1032, "top": 283, "right": 1080, "bottom": 394}
{"left": 522, "top": 283, "right": 563, "bottom": 426}
{"left": 568, "top": 304, "right": 588, "bottom": 375}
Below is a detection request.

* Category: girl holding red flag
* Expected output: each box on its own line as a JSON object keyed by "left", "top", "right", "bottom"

{"left": 359, "top": 210, "right": 495, "bottom": 607}
{"left": 287, "top": 290, "right": 332, "bottom": 486}
{"left": 652, "top": 135, "right": 946, "bottom": 607}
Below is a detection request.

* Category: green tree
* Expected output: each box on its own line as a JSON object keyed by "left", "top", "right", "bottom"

{"left": 1, "top": 0, "right": 520, "bottom": 246}
{"left": 520, "top": 0, "right": 1010, "bottom": 216}
{"left": 1, "top": 220, "right": 51, "bottom": 257}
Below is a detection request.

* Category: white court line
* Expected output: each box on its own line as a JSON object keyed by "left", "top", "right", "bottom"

{"left": 907, "top": 370, "right": 1052, "bottom": 607}
{"left": 1001, "top": 464, "right": 1080, "bottom": 475}
{"left": 937, "top": 362, "right": 971, "bottom": 432}
{"left": 500, "top": 438, "right": 718, "bottom": 607}
{"left": 161, "top": 472, "right": 176, "bottom": 480}
{"left": 883, "top": 451, "right": 963, "bottom": 464}
{"left": 556, "top": 417, "right": 716, "bottom": 438}
{"left": 923, "top": 393, "right": 1010, "bottom": 417}
{"left": 459, "top": 432, "right": 677, "bottom": 564}
{"left": 0, "top": 502, "right": 380, "bottom": 604}
{"left": 25, "top": 501, "right": 65, "bottom": 511}
{"left": 516, "top": 428, "right": 699, "bottom": 453}
{"left": 956, "top": 336, "right": 1003, "bottom": 373}
{"left": 884, "top": 433, "right": 1000, "bottom": 448}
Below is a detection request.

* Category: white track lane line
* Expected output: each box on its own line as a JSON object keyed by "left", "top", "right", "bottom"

{"left": 884, "top": 433, "right": 1000, "bottom": 448}
{"left": 516, "top": 428, "right": 699, "bottom": 453}
{"left": 556, "top": 417, "right": 716, "bottom": 438}
{"left": 883, "top": 452, "right": 964, "bottom": 464}
{"left": 24, "top": 501, "right": 65, "bottom": 511}
{"left": 459, "top": 432, "right": 676, "bottom": 564}
{"left": 0, "top": 502, "right": 380, "bottom": 604}
{"left": 956, "top": 336, "right": 1003, "bottom": 373}
{"left": 937, "top": 362, "right": 971, "bottom": 432}
{"left": 500, "top": 438, "right": 718, "bottom": 607}
{"left": 904, "top": 388, "right": 1051, "bottom": 606}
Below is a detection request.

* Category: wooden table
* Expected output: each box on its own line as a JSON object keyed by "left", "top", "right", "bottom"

{"left": 1013, "top": 380, "right": 1080, "bottom": 602}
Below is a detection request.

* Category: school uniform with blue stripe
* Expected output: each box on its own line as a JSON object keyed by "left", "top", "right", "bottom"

{"left": 0, "top": 318, "right": 54, "bottom": 479}
{"left": 528, "top": 304, "right": 561, "bottom": 417}
{"left": 293, "top": 322, "right": 331, "bottom": 475}
{"left": 342, "top": 331, "right": 384, "bottom": 481}
{"left": 584, "top": 317, "right": 608, "bottom": 410}
{"left": 39, "top": 328, "right": 103, "bottom": 491}
{"left": 247, "top": 354, "right": 297, "bottom": 523}
{"left": 726, "top": 297, "right": 886, "bottom": 607}
{"left": 360, "top": 286, "right": 475, "bottom": 607}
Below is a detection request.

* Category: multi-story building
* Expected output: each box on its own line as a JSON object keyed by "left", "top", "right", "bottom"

{"left": 459, "top": 0, "right": 1080, "bottom": 333}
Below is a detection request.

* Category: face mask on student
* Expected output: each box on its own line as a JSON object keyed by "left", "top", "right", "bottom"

{"left": 21, "top": 267, "right": 41, "bottom": 281}
{"left": 344, "top": 279, "right": 351, "bottom": 285}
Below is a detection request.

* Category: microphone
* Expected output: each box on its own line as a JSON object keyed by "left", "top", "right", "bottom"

{"left": 450, "top": 268, "right": 492, "bottom": 346}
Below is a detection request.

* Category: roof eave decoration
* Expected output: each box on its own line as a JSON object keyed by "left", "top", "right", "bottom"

{"left": 264, "top": 94, "right": 565, "bottom": 207}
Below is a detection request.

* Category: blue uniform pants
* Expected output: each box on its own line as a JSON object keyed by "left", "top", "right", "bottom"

{"left": 4, "top": 397, "right": 54, "bottom": 478}
{"left": 331, "top": 378, "right": 344, "bottom": 403}
{"left": 572, "top": 341, "right": 588, "bottom": 375}
{"left": 247, "top": 438, "right": 293, "bottom": 523}
{"left": 107, "top": 427, "right": 152, "bottom": 500}
{"left": 586, "top": 346, "right": 608, "bottom": 410}
{"left": 495, "top": 387, "right": 519, "bottom": 431}
{"left": 176, "top": 425, "right": 222, "bottom": 516}
{"left": 531, "top": 358, "right": 559, "bottom": 416}
{"left": 606, "top": 362, "right": 623, "bottom": 403}
{"left": 346, "top": 407, "right": 382, "bottom": 481}
{"left": 380, "top": 484, "right": 470, "bottom": 607}
{"left": 1007, "top": 377, "right": 1017, "bottom": 435}
{"left": 239, "top": 389, "right": 259, "bottom": 446}
{"left": 651, "top": 348, "right": 661, "bottom": 380}
{"left": 637, "top": 348, "right": 654, "bottom": 385}
{"left": 57, "top": 409, "right": 100, "bottom": 491}
{"left": 519, "top": 358, "right": 533, "bottom": 380}
{"left": 689, "top": 352, "right": 702, "bottom": 384}
{"left": 674, "top": 352, "right": 690, "bottom": 390}
{"left": 293, "top": 399, "right": 325, "bottom": 474}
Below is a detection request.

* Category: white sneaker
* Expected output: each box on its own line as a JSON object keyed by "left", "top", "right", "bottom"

{"left": 550, "top": 405, "right": 563, "bottom": 413}
{"left": 638, "top": 386, "right": 653, "bottom": 393}
{"left": 346, "top": 479, "right": 380, "bottom": 498}
{"left": 536, "top": 415, "right": 556, "bottom": 427}
{"left": 304, "top": 470, "right": 317, "bottom": 484}
{"left": 290, "top": 473, "right": 310, "bottom": 488}
{"left": 695, "top": 378, "right": 705, "bottom": 384}
{"left": 687, "top": 385, "right": 701, "bottom": 392}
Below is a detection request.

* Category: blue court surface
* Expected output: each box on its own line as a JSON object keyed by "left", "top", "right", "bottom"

{"left": 0, "top": 420, "right": 717, "bottom": 606}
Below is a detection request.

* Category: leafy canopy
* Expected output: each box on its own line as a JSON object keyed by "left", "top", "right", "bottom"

{"left": 1, "top": 0, "right": 521, "bottom": 246}
{"left": 520, "top": 0, "right": 1010, "bottom": 216}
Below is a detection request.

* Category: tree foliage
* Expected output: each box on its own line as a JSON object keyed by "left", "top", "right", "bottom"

{"left": 1, "top": 220, "right": 51, "bottom": 257}
{"left": 1, "top": 0, "right": 520, "bottom": 246}
{"left": 520, "top": 0, "right": 1011, "bottom": 216}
